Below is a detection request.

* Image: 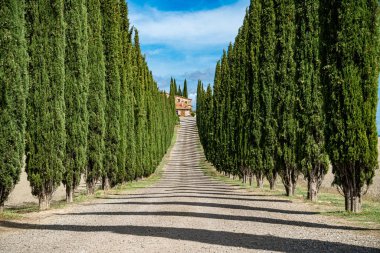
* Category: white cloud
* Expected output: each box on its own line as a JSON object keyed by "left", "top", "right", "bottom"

{"left": 129, "top": 0, "right": 249, "bottom": 49}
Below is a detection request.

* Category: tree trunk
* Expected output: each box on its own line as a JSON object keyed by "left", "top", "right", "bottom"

{"left": 256, "top": 172, "right": 264, "bottom": 189}
{"left": 269, "top": 179, "right": 276, "bottom": 190}
{"left": 39, "top": 194, "right": 50, "bottom": 210}
{"left": 87, "top": 181, "right": 95, "bottom": 195}
{"left": 102, "top": 176, "right": 110, "bottom": 191}
{"left": 66, "top": 186, "right": 73, "bottom": 203}
{"left": 351, "top": 196, "right": 361, "bottom": 213}
{"left": 308, "top": 178, "right": 318, "bottom": 201}
{"left": 282, "top": 167, "right": 298, "bottom": 196}
{"left": 284, "top": 180, "right": 294, "bottom": 196}
{"left": 249, "top": 174, "right": 253, "bottom": 186}
{"left": 344, "top": 192, "right": 351, "bottom": 212}
{"left": 0, "top": 203, "right": 4, "bottom": 213}
{"left": 291, "top": 182, "right": 296, "bottom": 196}
{"left": 267, "top": 171, "right": 277, "bottom": 190}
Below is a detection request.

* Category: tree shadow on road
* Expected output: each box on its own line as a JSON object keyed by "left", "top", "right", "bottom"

{"left": 121, "top": 192, "right": 292, "bottom": 200}
{"left": 105, "top": 201, "right": 319, "bottom": 215}
{"left": 59, "top": 210, "right": 376, "bottom": 231}
{"left": 97, "top": 194, "right": 292, "bottom": 203}
{"left": 0, "top": 221, "right": 377, "bottom": 253}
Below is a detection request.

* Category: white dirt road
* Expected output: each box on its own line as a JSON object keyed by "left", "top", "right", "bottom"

{"left": 0, "top": 118, "right": 379, "bottom": 253}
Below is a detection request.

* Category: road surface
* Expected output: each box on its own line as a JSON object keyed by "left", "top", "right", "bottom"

{"left": 0, "top": 118, "right": 379, "bottom": 252}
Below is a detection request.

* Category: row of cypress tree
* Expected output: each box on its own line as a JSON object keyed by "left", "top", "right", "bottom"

{"left": 197, "top": 0, "right": 379, "bottom": 212}
{"left": 0, "top": 0, "right": 176, "bottom": 211}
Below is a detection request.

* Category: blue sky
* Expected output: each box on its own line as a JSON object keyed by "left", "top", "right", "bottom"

{"left": 128, "top": 0, "right": 250, "bottom": 105}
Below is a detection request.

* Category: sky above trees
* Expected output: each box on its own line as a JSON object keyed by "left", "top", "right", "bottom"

{"left": 128, "top": 0, "right": 249, "bottom": 104}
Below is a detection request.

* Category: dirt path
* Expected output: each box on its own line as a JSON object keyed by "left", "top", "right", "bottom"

{"left": 0, "top": 118, "right": 379, "bottom": 252}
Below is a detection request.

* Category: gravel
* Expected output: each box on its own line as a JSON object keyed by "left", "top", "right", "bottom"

{"left": 0, "top": 118, "right": 379, "bottom": 253}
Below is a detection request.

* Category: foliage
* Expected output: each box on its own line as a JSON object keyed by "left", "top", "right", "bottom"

{"left": 25, "top": 0, "right": 66, "bottom": 210}
{"left": 86, "top": 0, "right": 106, "bottom": 194}
{"left": 63, "top": 0, "right": 89, "bottom": 202}
{"left": 0, "top": 0, "right": 28, "bottom": 210}
{"left": 320, "top": 0, "right": 380, "bottom": 212}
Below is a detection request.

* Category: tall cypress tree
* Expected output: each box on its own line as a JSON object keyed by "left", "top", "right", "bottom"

{"left": 274, "top": 0, "right": 298, "bottom": 196}
{"left": 120, "top": 1, "right": 136, "bottom": 182}
{"left": 63, "top": 0, "right": 89, "bottom": 203}
{"left": 183, "top": 79, "right": 188, "bottom": 98}
{"left": 247, "top": 0, "right": 263, "bottom": 187}
{"left": 225, "top": 45, "right": 236, "bottom": 176}
{"left": 212, "top": 61, "right": 223, "bottom": 171}
{"left": 234, "top": 16, "right": 250, "bottom": 183}
{"left": 295, "top": 0, "right": 329, "bottom": 201}
{"left": 178, "top": 85, "right": 182, "bottom": 97}
{"left": 260, "top": 0, "right": 277, "bottom": 190}
{"left": 86, "top": 0, "right": 106, "bottom": 195}
{"left": 321, "top": 0, "right": 379, "bottom": 212}
{"left": 132, "top": 29, "right": 146, "bottom": 179}
{"left": 117, "top": 0, "right": 129, "bottom": 184}
{"left": 173, "top": 78, "right": 178, "bottom": 96}
{"left": 25, "top": 0, "right": 66, "bottom": 210}
{"left": 0, "top": 0, "right": 28, "bottom": 212}
{"left": 101, "top": 0, "right": 121, "bottom": 189}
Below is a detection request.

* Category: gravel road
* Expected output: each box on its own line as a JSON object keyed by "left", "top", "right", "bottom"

{"left": 0, "top": 118, "right": 379, "bottom": 253}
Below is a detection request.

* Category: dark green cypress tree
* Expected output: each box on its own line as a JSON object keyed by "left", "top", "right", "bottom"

{"left": 226, "top": 45, "right": 236, "bottom": 176}
{"left": 0, "top": 0, "right": 28, "bottom": 212}
{"left": 117, "top": 0, "right": 130, "bottom": 184}
{"left": 86, "top": 0, "right": 106, "bottom": 195}
{"left": 212, "top": 61, "right": 223, "bottom": 171}
{"left": 120, "top": 1, "right": 136, "bottom": 182}
{"left": 233, "top": 17, "right": 250, "bottom": 183}
{"left": 260, "top": 0, "right": 277, "bottom": 190}
{"left": 295, "top": 0, "right": 329, "bottom": 201}
{"left": 173, "top": 78, "right": 178, "bottom": 96}
{"left": 321, "top": 0, "right": 379, "bottom": 212}
{"left": 178, "top": 85, "right": 182, "bottom": 97}
{"left": 101, "top": 0, "right": 121, "bottom": 189}
{"left": 132, "top": 28, "right": 146, "bottom": 179}
{"left": 63, "top": 0, "right": 89, "bottom": 203}
{"left": 274, "top": 0, "right": 298, "bottom": 196}
{"left": 25, "top": 0, "right": 66, "bottom": 210}
{"left": 169, "top": 77, "right": 176, "bottom": 117}
{"left": 246, "top": 0, "right": 263, "bottom": 187}
{"left": 183, "top": 79, "right": 188, "bottom": 98}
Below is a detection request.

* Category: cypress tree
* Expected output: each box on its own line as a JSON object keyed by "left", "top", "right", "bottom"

{"left": 169, "top": 77, "right": 176, "bottom": 116}
{"left": 233, "top": 16, "right": 250, "bottom": 183}
{"left": 321, "top": 0, "right": 380, "bottom": 212}
{"left": 183, "top": 79, "right": 188, "bottom": 98}
{"left": 0, "top": 0, "right": 28, "bottom": 212}
{"left": 173, "top": 78, "right": 178, "bottom": 96}
{"left": 225, "top": 45, "right": 236, "bottom": 176}
{"left": 86, "top": 0, "right": 106, "bottom": 195}
{"left": 295, "top": 0, "right": 329, "bottom": 201}
{"left": 100, "top": 0, "right": 121, "bottom": 189}
{"left": 132, "top": 28, "right": 146, "bottom": 179}
{"left": 25, "top": 0, "right": 66, "bottom": 210}
{"left": 117, "top": 0, "right": 129, "bottom": 184}
{"left": 212, "top": 61, "right": 223, "bottom": 171}
{"left": 120, "top": 1, "right": 136, "bottom": 182}
{"left": 178, "top": 85, "right": 182, "bottom": 97}
{"left": 260, "top": 0, "right": 277, "bottom": 190}
{"left": 63, "top": 0, "right": 89, "bottom": 203}
{"left": 274, "top": 0, "right": 298, "bottom": 196}
{"left": 246, "top": 0, "right": 263, "bottom": 187}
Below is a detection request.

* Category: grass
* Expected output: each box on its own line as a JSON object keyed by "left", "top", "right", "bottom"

{"left": 0, "top": 126, "right": 179, "bottom": 221}
{"left": 200, "top": 155, "right": 380, "bottom": 228}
